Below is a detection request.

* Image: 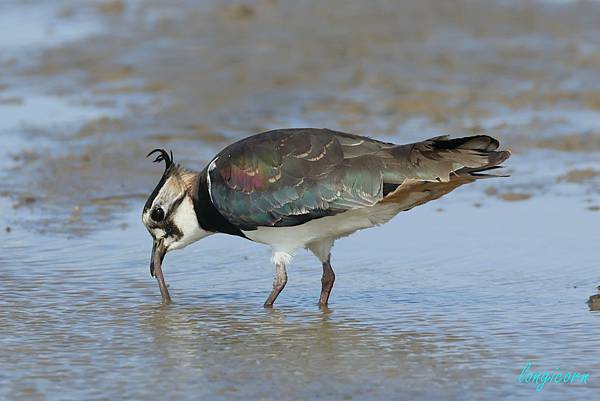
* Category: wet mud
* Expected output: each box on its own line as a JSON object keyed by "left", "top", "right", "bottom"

{"left": 1, "top": 1, "right": 600, "bottom": 400}
{"left": 1, "top": 0, "right": 599, "bottom": 234}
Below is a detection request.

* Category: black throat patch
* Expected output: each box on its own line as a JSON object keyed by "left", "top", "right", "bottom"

{"left": 194, "top": 169, "right": 247, "bottom": 238}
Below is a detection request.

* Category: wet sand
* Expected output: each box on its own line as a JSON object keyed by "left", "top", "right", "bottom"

{"left": 1, "top": 1, "right": 600, "bottom": 400}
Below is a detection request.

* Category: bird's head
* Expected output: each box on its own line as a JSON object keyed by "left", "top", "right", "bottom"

{"left": 142, "top": 149, "right": 207, "bottom": 276}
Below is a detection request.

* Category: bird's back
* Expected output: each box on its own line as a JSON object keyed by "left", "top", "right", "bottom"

{"left": 207, "top": 128, "right": 510, "bottom": 231}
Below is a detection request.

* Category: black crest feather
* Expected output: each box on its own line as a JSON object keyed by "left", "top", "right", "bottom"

{"left": 143, "top": 149, "right": 174, "bottom": 213}
{"left": 146, "top": 149, "right": 174, "bottom": 172}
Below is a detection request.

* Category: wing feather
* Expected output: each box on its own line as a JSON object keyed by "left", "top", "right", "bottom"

{"left": 208, "top": 129, "right": 509, "bottom": 229}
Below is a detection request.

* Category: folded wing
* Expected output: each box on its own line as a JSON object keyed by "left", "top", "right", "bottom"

{"left": 208, "top": 129, "right": 509, "bottom": 230}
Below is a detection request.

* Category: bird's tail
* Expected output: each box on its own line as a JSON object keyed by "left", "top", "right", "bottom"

{"left": 430, "top": 135, "right": 511, "bottom": 178}
{"left": 379, "top": 135, "right": 510, "bottom": 208}
{"left": 384, "top": 134, "right": 511, "bottom": 184}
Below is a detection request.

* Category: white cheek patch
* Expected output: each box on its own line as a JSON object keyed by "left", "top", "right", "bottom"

{"left": 167, "top": 196, "right": 212, "bottom": 250}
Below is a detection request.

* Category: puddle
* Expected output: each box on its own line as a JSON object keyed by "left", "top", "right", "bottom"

{"left": 0, "top": 2, "right": 101, "bottom": 52}
{"left": 0, "top": 93, "right": 106, "bottom": 132}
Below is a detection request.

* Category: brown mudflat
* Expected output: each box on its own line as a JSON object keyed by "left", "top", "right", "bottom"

{"left": 1, "top": 1, "right": 600, "bottom": 400}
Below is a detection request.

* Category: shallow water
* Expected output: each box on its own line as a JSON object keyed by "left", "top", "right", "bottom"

{"left": 2, "top": 195, "right": 599, "bottom": 400}
{"left": 1, "top": 1, "right": 600, "bottom": 400}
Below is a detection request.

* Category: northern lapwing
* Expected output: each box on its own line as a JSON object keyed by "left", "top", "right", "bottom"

{"left": 142, "top": 128, "right": 510, "bottom": 307}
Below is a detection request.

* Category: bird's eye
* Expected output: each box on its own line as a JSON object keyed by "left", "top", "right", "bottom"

{"left": 151, "top": 207, "right": 165, "bottom": 222}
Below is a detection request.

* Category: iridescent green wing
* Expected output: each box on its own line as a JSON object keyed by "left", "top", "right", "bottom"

{"left": 208, "top": 129, "right": 390, "bottom": 230}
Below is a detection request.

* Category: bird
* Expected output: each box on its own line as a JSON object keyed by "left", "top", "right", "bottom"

{"left": 142, "top": 128, "right": 510, "bottom": 307}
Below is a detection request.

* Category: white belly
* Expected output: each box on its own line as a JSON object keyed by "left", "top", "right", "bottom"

{"left": 242, "top": 202, "right": 402, "bottom": 254}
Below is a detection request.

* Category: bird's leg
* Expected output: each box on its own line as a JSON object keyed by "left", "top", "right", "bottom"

{"left": 307, "top": 239, "right": 336, "bottom": 307}
{"left": 264, "top": 261, "right": 287, "bottom": 308}
{"left": 319, "top": 257, "right": 335, "bottom": 307}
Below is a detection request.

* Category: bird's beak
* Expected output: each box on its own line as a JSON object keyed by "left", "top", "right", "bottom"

{"left": 150, "top": 239, "right": 165, "bottom": 277}
{"left": 150, "top": 239, "right": 171, "bottom": 304}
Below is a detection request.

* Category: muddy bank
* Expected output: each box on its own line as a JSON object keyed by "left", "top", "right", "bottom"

{"left": 2, "top": 0, "right": 600, "bottom": 232}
